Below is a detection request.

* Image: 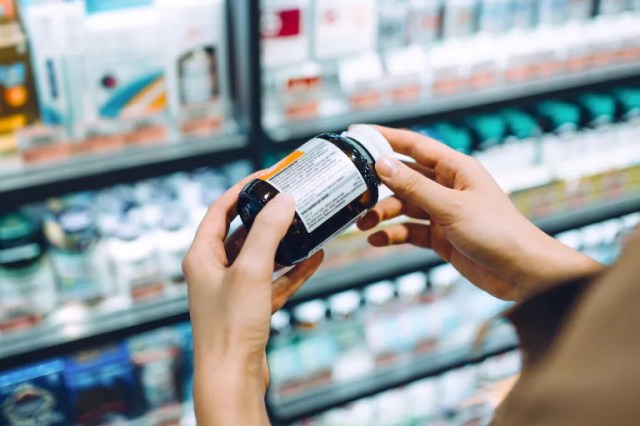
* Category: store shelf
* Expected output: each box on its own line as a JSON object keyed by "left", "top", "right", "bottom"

{"left": 293, "top": 166, "right": 640, "bottom": 302}
{"left": 1, "top": 165, "right": 639, "bottom": 370}
{"left": 264, "top": 63, "right": 640, "bottom": 142}
{"left": 0, "top": 292, "right": 190, "bottom": 370}
{"left": 0, "top": 130, "right": 250, "bottom": 209}
{"left": 268, "top": 325, "right": 519, "bottom": 424}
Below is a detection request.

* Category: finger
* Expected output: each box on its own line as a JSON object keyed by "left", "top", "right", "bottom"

{"left": 403, "top": 161, "right": 436, "bottom": 181}
{"left": 357, "top": 196, "right": 429, "bottom": 231}
{"left": 371, "top": 125, "right": 462, "bottom": 168}
{"left": 235, "top": 194, "right": 296, "bottom": 277}
{"left": 375, "top": 155, "right": 457, "bottom": 219}
{"left": 271, "top": 251, "right": 324, "bottom": 313}
{"left": 191, "top": 171, "right": 263, "bottom": 264}
{"left": 224, "top": 225, "right": 248, "bottom": 265}
{"left": 368, "top": 222, "right": 432, "bottom": 249}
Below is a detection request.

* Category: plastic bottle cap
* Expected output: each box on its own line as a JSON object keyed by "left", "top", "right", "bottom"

{"left": 430, "top": 123, "right": 473, "bottom": 154}
{"left": 464, "top": 114, "right": 507, "bottom": 149}
{"left": 341, "top": 125, "right": 394, "bottom": 161}
{"left": 59, "top": 208, "right": 94, "bottom": 233}
{"left": 271, "top": 310, "right": 291, "bottom": 332}
{"left": 611, "top": 87, "right": 640, "bottom": 116}
{"left": 536, "top": 100, "right": 581, "bottom": 131}
{"left": 501, "top": 109, "right": 539, "bottom": 139}
{"left": 396, "top": 272, "right": 428, "bottom": 297}
{"left": 292, "top": 300, "right": 327, "bottom": 324}
{"left": 0, "top": 211, "right": 37, "bottom": 242}
{"left": 328, "top": 290, "right": 361, "bottom": 316}
{"left": 578, "top": 93, "right": 616, "bottom": 124}
{"left": 429, "top": 264, "right": 459, "bottom": 288}
{"left": 363, "top": 281, "right": 395, "bottom": 305}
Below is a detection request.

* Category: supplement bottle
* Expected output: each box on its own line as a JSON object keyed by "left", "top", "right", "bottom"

{"left": 238, "top": 125, "right": 393, "bottom": 266}
{"left": 0, "top": 211, "right": 57, "bottom": 331}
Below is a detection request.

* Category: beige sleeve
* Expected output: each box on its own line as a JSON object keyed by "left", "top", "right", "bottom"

{"left": 493, "top": 237, "right": 640, "bottom": 426}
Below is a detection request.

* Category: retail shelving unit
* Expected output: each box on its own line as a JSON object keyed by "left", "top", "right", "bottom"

{"left": 1, "top": 0, "right": 640, "bottom": 424}
{"left": 0, "top": 0, "right": 259, "bottom": 211}
{"left": 268, "top": 324, "right": 519, "bottom": 424}
{"left": 264, "top": 62, "right": 640, "bottom": 143}
{"left": 2, "top": 165, "right": 638, "bottom": 369}
{"left": 0, "top": 132, "right": 250, "bottom": 210}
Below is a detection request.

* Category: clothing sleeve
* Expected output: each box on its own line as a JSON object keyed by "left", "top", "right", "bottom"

{"left": 493, "top": 238, "right": 640, "bottom": 426}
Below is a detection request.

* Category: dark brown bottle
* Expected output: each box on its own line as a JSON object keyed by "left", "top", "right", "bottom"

{"left": 238, "top": 125, "right": 393, "bottom": 266}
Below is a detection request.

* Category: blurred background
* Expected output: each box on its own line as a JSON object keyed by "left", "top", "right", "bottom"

{"left": 0, "top": 0, "right": 639, "bottom": 424}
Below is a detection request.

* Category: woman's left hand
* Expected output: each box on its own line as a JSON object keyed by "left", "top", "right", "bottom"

{"left": 183, "top": 176, "right": 324, "bottom": 425}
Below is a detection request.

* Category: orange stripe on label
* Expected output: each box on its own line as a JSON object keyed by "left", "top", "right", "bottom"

{"left": 260, "top": 150, "right": 304, "bottom": 181}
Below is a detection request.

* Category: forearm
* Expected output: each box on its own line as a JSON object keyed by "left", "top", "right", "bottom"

{"left": 193, "top": 364, "right": 269, "bottom": 426}
{"left": 513, "top": 225, "right": 605, "bottom": 299}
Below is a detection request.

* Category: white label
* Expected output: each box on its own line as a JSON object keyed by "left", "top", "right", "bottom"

{"left": 263, "top": 138, "right": 368, "bottom": 233}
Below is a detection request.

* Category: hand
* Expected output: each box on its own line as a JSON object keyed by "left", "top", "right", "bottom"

{"left": 358, "top": 126, "right": 603, "bottom": 301}
{"left": 183, "top": 176, "right": 324, "bottom": 425}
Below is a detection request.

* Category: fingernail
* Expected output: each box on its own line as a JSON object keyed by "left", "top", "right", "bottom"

{"left": 376, "top": 155, "right": 398, "bottom": 178}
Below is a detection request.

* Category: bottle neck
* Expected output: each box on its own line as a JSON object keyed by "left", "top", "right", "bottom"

{"left": 344, "top": 136, "right": 376, "bottom": 164}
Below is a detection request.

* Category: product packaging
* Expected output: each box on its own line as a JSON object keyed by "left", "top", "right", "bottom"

{"left": 108, "top": 216, "right": 166, "bottom": 302}
{"left": 339, "top": 53, "right": 386, "bottom": 109}
{"left": 291, "top": 300, "right": 338, "bottom": 389}
{"left": 157, "top": 0, "right": 229, "bottom": 138}
{"left": 44, "top": 204, "right": 107, "bottom": 306}
{"left": 478, "top": 0, "right": 513, "bottom": 33}
{"left": 262, "top": 0, "right": 311, "bottom": 68}
{"left": 442, "top": 0, "right": 478, "bottom": 40}
{"left": 567, "top": 0, "right": 593, "bottom": 21}
{"left": 428, "top": 41, "right": 469, "bottom": 96}
{"left": 83, "top": 1, "right": 167, "bottom": 146}
{"left": 0, "top": 359, "right": 72, "bottom": 426}
{"left": 174, "top": 323, "right": 194, "bottom": 404}
{"left": 0, "top": 210, "right": 57, "bottom": 333}
{"left": 535, "top": 99, "right": 582, "bottom": 178}
{"left": 313, "top": 0, "right": 377, "bottom": 60}
{"left": 377, "top": 0, "right": 409, "bottom": 51}
{"left": 0, "top": 20, "right": 39, "bottom": 166}
{"left": 407, "top": 0, "right": 443, "bottom": 45}
{"left": 511, "top": 0, "right": 536, "bottom": 28}
{"left": 128, "top": 329, "right": 182, "bottom": 423}
{"left": 328, "top": 290, "right": 375, "bottom": 382}
{"left": 20, "top": 0, "right": 87, "bottom": 139}
{"left": 273, "top": 62, "right": 323, "bottom": 120}
{"left": 384, "top": 46, "right": 427, "bottom": 103}
{"left": 63, "top": 344, "right": 139, "bottom": 425}
{"left": 238, "top": 125, "right": 393, "bottom": 266}
{"left": 16, "top": 124, "right": 71, "bottom": 164}
{"left": 466, "top": 35, "right": 501, "bottom": 91}
{"left": 537, "top": 0, "right": 568, "bottom": 26}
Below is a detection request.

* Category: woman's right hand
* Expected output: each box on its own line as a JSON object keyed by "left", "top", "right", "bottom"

{"left": 358, "top": 126, "right": 603, "bottom": 301}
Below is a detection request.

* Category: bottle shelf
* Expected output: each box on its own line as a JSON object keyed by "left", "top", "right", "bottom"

{"left": 0, "top": 130, "right": 250, "bottom": 208}
{"left": 267, "top": 325, "right": 519, "bottom": 424}
{"left": 264, "top": 62, "right": 640, "bottom": 143}
{"left": 1, "top": 164, "right": 639, "bottom": 370}
{"left": 0, "top": 289, "right": 190, "bottom": 370}
{"left": 295, "top": 163, "right": 640, "bottom": 302}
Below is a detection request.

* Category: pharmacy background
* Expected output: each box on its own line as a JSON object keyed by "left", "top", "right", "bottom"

{"left": 1, "top": 0, "right": 640, "bottom": 424}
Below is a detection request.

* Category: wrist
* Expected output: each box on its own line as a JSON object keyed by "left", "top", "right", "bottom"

{"left": 194, "top": 362, "right": 267, "bottom": 425}
{"left": 513, "top": 226, "right": 604, "bottom": 299}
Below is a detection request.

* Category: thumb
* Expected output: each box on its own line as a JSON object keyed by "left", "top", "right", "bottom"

{"left": 235, "top": 194, "right": 296, "bottom": 276}
{"left": 376, "top": 155, "right": 456, "bottom": 218}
